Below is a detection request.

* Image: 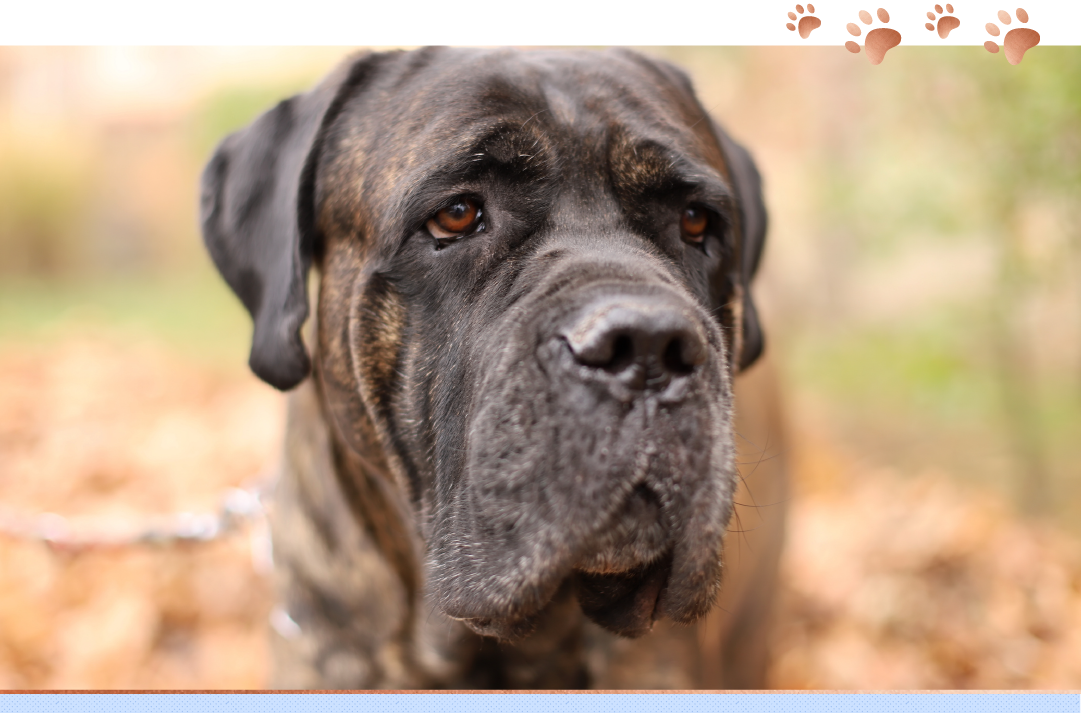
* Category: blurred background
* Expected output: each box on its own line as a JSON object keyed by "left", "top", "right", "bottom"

{"left": 0, "top": 46, "right": 1078, "bottom": 689}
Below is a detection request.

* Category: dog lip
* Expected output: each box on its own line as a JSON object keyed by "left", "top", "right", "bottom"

{"left": 455, "top": 612, "right": 544, "bottom": 641}
{"left": 575, "top": 554, "right": 673, "bottom": 638}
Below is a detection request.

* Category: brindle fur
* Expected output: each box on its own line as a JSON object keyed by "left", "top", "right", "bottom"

{"left": 201, "top": 47, "right": 786, "bottom": 689}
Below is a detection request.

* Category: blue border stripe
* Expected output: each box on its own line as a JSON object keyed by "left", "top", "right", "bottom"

{"left": 0, "top": 693, "right": 1078, "bottom": 713}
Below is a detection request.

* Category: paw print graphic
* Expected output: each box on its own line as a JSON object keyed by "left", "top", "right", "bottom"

{"left": 926, "top": 4, "right": 960, "bottom": 39}
{"left": 786, "top": 4, "right": 821, "bottom": 39}
{"left": 985, "top": 8, "right": 1040, "bottom": 64}
{"left": 845, "top": 8, "right": 902, "bottom": 65}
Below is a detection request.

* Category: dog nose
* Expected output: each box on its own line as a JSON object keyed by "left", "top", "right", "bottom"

{"left": 564, "top": 296, "right": 707, "bottom": 391}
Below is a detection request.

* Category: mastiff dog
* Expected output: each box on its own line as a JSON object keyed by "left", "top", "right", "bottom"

{"left": 201, "top": 47, "right": 787, "bottom": 689}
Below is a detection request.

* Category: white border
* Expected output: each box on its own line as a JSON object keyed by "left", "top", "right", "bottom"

{"left": 0, "top": 0, "right": 1077, "bottom": 46}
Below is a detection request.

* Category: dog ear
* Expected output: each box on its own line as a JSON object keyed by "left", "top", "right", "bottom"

{"left": 200, "top": 53, "right": 384, "bottom": 390}
{"left": 712, "top": 123, "right": 768, "bottom": 372}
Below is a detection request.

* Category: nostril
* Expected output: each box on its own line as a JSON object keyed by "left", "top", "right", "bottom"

{"left": 568, "top": 330, "right": 636, "bottom": 370}
{"left": 630, "top": 482, "right": 661, "bottom": 511}
{"left": 607, "top": 334, "right": 636, "bottom": 373}
{"left": 662, "top": 337, "right": 695, "bottom": 375}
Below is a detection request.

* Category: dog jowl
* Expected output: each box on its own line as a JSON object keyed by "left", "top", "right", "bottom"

{"left": 201, "top": 47, "right": 768, "bottom": 676}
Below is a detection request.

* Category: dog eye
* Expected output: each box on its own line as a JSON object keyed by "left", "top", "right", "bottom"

{"left": 680, "top": 206, "right": 709, "bottom": 243}
{"left": 428, "top": 198, "right": 483, "bottom": 241}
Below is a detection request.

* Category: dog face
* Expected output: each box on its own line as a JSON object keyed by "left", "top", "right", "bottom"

{"left": 201, "top": 47, "right": 767, "bottom": 642}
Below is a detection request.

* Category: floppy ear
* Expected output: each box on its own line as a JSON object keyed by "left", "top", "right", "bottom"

{"left": 713, "top": 123, "right": 768, "bottom": 372}
{"left": 200, "top": 54, "right": 382, "bottom": 390}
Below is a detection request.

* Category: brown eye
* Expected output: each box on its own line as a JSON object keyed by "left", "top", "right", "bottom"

{"left": 428, "top": 198, "right": 481, "bottom": 240}
{"left": 680, "top": 206, "right": 708, "bottom": 243}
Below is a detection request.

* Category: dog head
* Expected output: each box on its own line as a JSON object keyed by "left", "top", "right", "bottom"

{"left": 201, "top": 47, "right": 767, "bottom": 641}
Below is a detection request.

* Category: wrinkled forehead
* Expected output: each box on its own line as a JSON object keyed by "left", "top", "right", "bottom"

{"left": 415, "top": 49, "right": 706, "bottom": 134}
{"left": 316, "top": 49, "right": 730, "bottom": 233}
